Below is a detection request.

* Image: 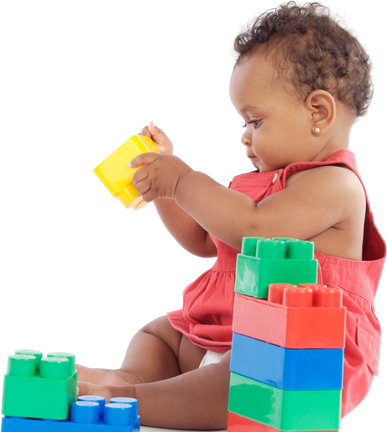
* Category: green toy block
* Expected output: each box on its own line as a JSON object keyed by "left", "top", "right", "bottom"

{"left": 228, "top": 373, "right": 341, "bottom": 431}
{"left": 0, "top": 347, "right": 43, "bottom": 413}
{"left": 235, "top": 238, "right": 318, "bottom": 299}
{"left": 2, "top": 350, "right": 77, "bottom": 420}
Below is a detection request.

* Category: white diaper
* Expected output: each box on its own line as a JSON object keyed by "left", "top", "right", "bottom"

{"left": 199, "top": 350, "right": 225, "bottom": 368}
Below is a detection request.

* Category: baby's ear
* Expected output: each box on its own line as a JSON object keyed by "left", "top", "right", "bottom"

{"left": 305, "top": 90, "right": 336, "bottom": 135}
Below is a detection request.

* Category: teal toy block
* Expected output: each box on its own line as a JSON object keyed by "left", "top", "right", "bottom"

{"left": 2, "top": 350, "right": 77, "bottom": 420}
{"left": 234, "top": 238, "right": 318, "bottom": 299}
{"left": 14, "top": 349, "right": 43, "bottom": 369}
{"left": 228, "top": 372, "right": 341, "bottom": 431}
{"left": 1, "top": 396, "right": 140, "bottom": 432}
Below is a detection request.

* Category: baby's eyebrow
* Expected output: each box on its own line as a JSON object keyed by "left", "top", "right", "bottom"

{"left": 239, "top": 104, "right": 258, "bottom": 112}
{"left": 228, "top": 100, "right": 262, "bottom": 113}
{"left": 238, "top": 102, "right": 266, "bottom": 112}
{"left": 238, "top": 105, "right": 264, "bottom": 117}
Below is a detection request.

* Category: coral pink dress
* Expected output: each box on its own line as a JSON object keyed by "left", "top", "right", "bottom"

{"left": 167, "top": 149, "right": 385, "bottom": 417}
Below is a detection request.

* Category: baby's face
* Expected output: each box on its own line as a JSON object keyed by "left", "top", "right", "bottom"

{"left": 229, "top": 51, "right": 317, "bottom": 173}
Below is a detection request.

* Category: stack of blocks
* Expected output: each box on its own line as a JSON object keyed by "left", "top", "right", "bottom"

{"left": 228, "top": 237, "right": 346, "bottom": 432}
{"left": 1, "top": 350, "right": 140, "bottom": 431}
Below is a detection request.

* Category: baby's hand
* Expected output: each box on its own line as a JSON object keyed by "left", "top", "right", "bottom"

{"left": 140, "top": 121, "right": 173, "bottom": 155}
{"left": 77, "top": 381, "right": 135, "bottom": 403}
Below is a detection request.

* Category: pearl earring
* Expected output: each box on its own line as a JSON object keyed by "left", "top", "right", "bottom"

{"left": 315, "top": 128, "right": 320, "bottom": 133}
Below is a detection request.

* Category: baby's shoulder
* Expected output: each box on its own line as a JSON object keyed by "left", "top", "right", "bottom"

{"left": 286, "top": 165, "right": 366, "bottom": 260}
{"left": 286, "top": 164, "right": 365, "bottom": 212}
{"left": 287, "top": 164, "right": 361, "bottom": 190}
{"left": 321, "top": 165, "right": 364, "bottom": 203}
{"left": 313, "top": 164, "right": 365, "bottom": 197}
{"left": 329, "top": 165, "right": 365, "bottom": 208}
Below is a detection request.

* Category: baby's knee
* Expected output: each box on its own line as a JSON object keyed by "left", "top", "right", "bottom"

{"left": 178, "top": 336, "right": 207, "bottom": 373}
{"left": 140, "top": 315, "right": 182, "bottom": 355}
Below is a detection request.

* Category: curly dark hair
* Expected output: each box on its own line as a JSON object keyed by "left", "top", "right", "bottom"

{"left": 234, "top": 2, "right": 372, "bottom": 117}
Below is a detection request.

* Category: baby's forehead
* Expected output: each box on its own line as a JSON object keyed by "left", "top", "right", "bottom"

{"left": 230, "top": 57, "right": 257, "bottom": 100}
{"left": 233, "top": 51, "right": 275, "bottom": 81}
{"left": 227, "top": 50, "right": 294, "bottom": 93}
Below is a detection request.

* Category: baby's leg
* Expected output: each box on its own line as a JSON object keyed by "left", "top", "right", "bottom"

{"left": 77, "top": 316, "right": 230, "bottom": 429}
{"left": 119, "top": 315, "right": 207, "bottom": 382}
{"left": 130, "top": 350, "right": 231, "bottom": 429}
{"left": 120, "top": 316, "right": 230, "bottom": 428}
{"left": 77, "top": 316, "right": 203, "bottom": 386}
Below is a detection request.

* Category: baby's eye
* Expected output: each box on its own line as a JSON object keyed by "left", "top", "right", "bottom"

{"left": 241, "top": 120, "right": 261, "bottom": 129}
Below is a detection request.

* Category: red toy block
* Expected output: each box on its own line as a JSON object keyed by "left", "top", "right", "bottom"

{"left": 232, "top": 284, "right": 346, "bottom": 349}
{"left": 227, "top": 412, "right": 337, "bottom": 432}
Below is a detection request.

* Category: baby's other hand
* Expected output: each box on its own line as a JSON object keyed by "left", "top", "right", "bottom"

{"left": 140, "top": 121, "right": 173, "bottom": 155}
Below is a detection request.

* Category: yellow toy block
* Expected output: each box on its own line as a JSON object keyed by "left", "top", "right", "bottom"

{"left": 93, "top": 134, "right": 158, "bottom": 210}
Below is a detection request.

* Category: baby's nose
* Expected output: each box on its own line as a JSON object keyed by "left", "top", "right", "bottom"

{"left": 239, "top": 134, "right": 246, "bottom": 147}
{"left": 239, "top": 134, "right": 247, "bottom": 151}
{"left": 241, "top": 130, "right": 251, "bottom": 146}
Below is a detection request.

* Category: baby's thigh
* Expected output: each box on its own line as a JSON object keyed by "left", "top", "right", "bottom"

{"left": 178, "top": 335, "right": 207, "bottom": 374}
{"left": 140, "top": 315, "right": 183, "bottom": 357}
{"left": 141, "top": 316, "right": 208, "bottom": 373}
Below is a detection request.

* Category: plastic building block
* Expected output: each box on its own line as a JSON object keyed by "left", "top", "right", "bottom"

{"left": 1, "top": 395, "right": 140, "bottom": 432}
{"left": 93, "top": 134, "right": 158, "bottom": 210}
{"left": 2, "top": 350, "right": 77, "bottom": 420}
{"left": 228, "top": 238, "right": 345, "bottom": 432}
{"left": 234, "top": 238, "right": 318, "bottom": 299}
{"left": 227, "top": 412, "right": 338, "bottom": 432}
{"left": 230, "top": 332, "right": 344, "bottom": 391}
{"left": 228, "top": 372, "right": 341, "bottom": 431}
{"left": 232, "top": 285, "right": 346, "bottom": 349}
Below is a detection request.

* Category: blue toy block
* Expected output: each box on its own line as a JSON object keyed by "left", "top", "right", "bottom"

{"left": 234, "top": 238, "right": 318, "bottom": 299}
{"left": 230, "top": 333, "right": 344, "bottom": 391}
{"left": 1, "top": 396, "right": 140, "bottom": 432}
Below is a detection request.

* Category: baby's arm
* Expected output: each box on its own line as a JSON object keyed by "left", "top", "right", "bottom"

{"left": 140, "top": 123, "right": 216, "bottom": 258}
{"left": 154, "top": 198, "right": 217, "bottom": 257}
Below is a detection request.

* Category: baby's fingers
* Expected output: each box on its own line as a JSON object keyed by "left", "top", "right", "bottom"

{"left": 77, "top": 381, "right": 135, "bottom": 402}
{"left": 148, "top": 121, "right": 173, "bottom": 155}
{"left": 139, "top": 121, "right": 164, "bottom": 139}
{"left": 138, "top": 122, "right": 173, "bottom": 155}
{"left": 129, "top": 152, "right": 159, "bottom": 169}
{"left": 139, "top": 125, "right": 151, "bottom": 138}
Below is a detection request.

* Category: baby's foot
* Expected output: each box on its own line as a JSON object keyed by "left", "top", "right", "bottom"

{"left": 75, "top": 364, "right": 142, "bottom": 386}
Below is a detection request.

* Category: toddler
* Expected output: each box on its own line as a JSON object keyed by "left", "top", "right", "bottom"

{"left": 77, "top": 2, "right": 386, "bottom": 429}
